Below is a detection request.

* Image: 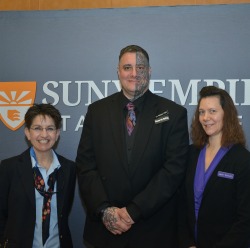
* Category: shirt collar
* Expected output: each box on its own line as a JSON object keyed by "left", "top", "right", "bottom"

{"left": 121, "top": 89, "right": 149, "bottom": 112}
{"left": 30, "top": 147, "right": 61, "bottom": 174}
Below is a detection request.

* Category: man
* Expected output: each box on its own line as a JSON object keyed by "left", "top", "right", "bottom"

{"left": 76, "top": 45, "right": 189, "bottom": 248}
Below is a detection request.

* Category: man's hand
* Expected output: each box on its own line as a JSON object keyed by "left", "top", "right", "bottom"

{"left": 102, "top": 207, "right": 134, "bottom": 235}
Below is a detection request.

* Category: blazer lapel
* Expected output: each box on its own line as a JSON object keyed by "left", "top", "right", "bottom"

{"left": 108, "top": 94, "right": 129, "bottom": 175}
{"left": 202, "top": 149, "right": 232, "bottom": 198}
{"left": 56, "top": 163, "right": 66, "bottom": 214}
{"left": 18, "top": 149, "right": 36, "bottom": 209}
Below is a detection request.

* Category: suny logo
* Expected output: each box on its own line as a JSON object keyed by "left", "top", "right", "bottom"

{"left": 0, "top": 82, "right": 36, "bottom": 130}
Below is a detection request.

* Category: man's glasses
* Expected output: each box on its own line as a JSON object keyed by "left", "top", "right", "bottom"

{"left": 30, "top": 126, "right": 57, "bottom": 134}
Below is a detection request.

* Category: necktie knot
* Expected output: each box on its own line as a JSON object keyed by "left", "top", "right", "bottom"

{"left": 126, "top": 102, "right": 136, "bottom": 135}
{"left": 127, "top": 102, "right": 135, "bottom": 111}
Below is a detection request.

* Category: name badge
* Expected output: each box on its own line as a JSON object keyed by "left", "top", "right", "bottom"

{"left": 155, "top": 111, "right": 169, "bottom": 124}
{"left": 217, "top": 171, "right": 234, "bottom": 180}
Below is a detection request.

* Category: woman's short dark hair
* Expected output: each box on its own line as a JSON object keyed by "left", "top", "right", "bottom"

{"left": 24, "top": 103, "right": 62, "bottom": 129}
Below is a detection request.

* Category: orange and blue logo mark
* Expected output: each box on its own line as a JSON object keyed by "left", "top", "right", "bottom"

{"left": 0, "top": 82, "right": 36, "bottom": 131}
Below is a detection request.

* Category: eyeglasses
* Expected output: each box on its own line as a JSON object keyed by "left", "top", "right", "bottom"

{"left": 30, "top": 126, "right": 57, "bottom": 133}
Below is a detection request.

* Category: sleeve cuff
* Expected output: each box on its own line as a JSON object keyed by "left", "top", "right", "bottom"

{"left": 95, "top": 202, "right": 111, "bottom": 220}
{"left": 126, "top": 202, "right": 142, "bottom": 222}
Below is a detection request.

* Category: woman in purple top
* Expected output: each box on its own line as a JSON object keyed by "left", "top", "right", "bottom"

{"left": 179, "top": 86, "right": 250, "bottom": 248}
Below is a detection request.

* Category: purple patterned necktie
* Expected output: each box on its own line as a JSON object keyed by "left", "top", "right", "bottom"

{"left": 31, "top": 147, "right": 58, "bottom": 245}
{"left": 126, "top": 102, "right": 136, "bottom": 135}
{"left": 33, "top": 166, "right": 58, "bottom": 245}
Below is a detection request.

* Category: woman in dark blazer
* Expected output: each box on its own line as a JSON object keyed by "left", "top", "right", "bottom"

{"left": 0, "top": 104, "right": 76, "bottom": 248}
{"left": 179, "top": 86, "right": 250, "bottom": 248}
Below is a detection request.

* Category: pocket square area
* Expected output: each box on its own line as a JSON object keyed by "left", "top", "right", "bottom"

{"left": 155, "top": 111, "right": 169, "bottom": 124}
{"left": 217, "top": 171, "right": 234, "bottom": 180}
